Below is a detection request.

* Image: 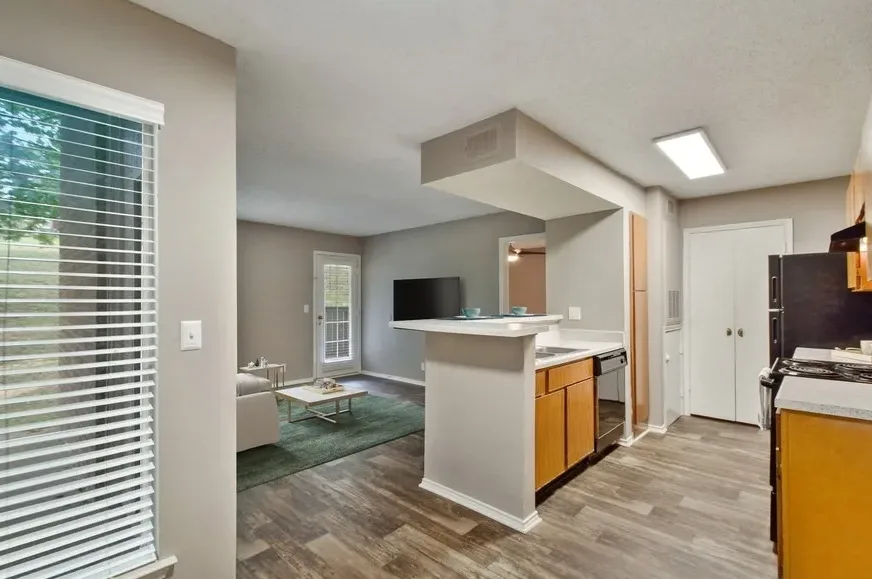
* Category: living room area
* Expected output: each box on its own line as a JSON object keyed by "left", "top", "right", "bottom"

{"left": 232, "top": 202, "right": 547, "bottom": 485}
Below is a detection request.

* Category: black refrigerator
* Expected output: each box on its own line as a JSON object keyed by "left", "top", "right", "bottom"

{"left": 765, "top": 252, "right": 872, "bottom": 543}
{"left": 768, "top": 252, "right": 872, "bottom": 363}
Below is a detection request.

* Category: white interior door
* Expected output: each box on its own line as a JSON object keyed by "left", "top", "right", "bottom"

{"left": 314, "top": 252, "right": 361, "bottom": 378}
{"left": 733, "top": 225, "right": 788, "bottom": 424}
{"left": 688, "top": 230, "right": 737, "bottom": 421}
{"left": 664, "top": 328, "right": 682, "bottom": 426}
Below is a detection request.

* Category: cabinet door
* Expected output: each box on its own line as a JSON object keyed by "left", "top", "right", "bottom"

{"left": 631, "top": 213, "right": 648, "bottom": 291}
{"left": 566, "top": 379, "right": 595, "bottom": 466}
{"left": 781, "top": 410, "right": 872, "bottom": 578}
{"left": 547, "top": 358, "right": 593, "bottom": 392}
{"left": 632, "top": 290, "right": 649, "bottom": 428}
{"left": 535, "top": 389, "right": 566, "bottom": 490}
{"left": 535, "top": 370, "right": 547, "bottom": 397}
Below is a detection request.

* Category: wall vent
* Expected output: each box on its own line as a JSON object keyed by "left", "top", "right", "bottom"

{"left": 668, "top": 290, "right": 681, "bottom": 320}
{"left": 464, "top": 127, "right": 499, "bottom": 160}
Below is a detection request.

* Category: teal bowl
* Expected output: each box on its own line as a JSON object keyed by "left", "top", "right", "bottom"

{"left": 461, "top": 307, "right": 481, "bottom": 318}
{"left": 510, "top": 306, "right": 528, "bottom": 315}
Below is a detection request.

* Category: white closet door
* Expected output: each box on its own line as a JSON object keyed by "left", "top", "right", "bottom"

{"left": 688, "top": 230, "right": 737, "bottom": 421}
{"left": 733, "top": 225, "right": 788, "bottom": 424}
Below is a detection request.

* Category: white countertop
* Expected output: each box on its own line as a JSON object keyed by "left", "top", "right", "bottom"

{"left": 534, "top": 329, "right": 624, "bottom": 369}
{"left": 389, "top": 314, "right": 563, "bottom": 337}
{"left": 775, "top": 347, "right": 872, "bottom": 421}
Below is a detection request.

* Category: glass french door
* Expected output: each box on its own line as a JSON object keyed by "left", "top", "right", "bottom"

{"left": 313, "top": 252, "right": 360, "bottom": 377}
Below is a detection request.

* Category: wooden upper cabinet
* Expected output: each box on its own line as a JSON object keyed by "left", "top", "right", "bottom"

{"left": 535, "top": 389, "right": 566, "bottom": 490}
{"left": 631, "top": 213, "right": 648, "bottom": 291}
{"left": 846, "top": 170, "right": 872, "bottom": 292}
{"left": 566, "top": 379, "right": 595, "bottom": 466}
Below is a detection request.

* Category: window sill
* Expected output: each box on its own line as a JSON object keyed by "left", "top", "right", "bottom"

{"left": 116, "top": 556, "right": 177, "bottom": 579}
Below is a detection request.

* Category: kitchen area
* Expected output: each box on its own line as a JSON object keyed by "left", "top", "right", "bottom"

{"left": 383, "top": 87, "right": 872, "bottom": 577}
{"left": 763, "top": 97, "right": 872, "bottom": 579}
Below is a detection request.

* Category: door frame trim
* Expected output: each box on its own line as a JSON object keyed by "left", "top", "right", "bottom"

{"left": 498, "top": 232, "right": 547, "bottom": 314}
{"left": 681, "top": 219, "right": 793, "bottom": 417}
{"left": 313, "top": 251, "right": 362, "bottom": 378}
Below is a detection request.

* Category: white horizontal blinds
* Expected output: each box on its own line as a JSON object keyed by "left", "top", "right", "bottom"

{"left": 323, "top": 263, "right": 352, "bottom": 362}
{"left": 0, "top": 84, "right": 157, "bottom": 578}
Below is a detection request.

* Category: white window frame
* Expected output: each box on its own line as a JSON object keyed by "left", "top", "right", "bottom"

{"left": 0, "top": 56, "right": 173, "bottom": 578}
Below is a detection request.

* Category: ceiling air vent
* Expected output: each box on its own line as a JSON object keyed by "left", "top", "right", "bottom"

{"left": 464, "top": 127, "right": 499, "bottom": 160}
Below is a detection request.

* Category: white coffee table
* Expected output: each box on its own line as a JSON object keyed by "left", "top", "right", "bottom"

{"left": 274, "top": 385, "right": 367, "bottom": 424}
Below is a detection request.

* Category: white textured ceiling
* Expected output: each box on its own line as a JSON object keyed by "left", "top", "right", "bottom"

{"left": 134, "top": 0, "right": 872, "bottom": 236}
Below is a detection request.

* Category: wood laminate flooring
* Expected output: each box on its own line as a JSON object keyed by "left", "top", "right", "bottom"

{"left": 237, "top": 379, "right": 775, "bottom": 579}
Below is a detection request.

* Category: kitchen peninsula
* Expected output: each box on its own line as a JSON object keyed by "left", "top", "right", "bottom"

{"left": 389, "top": 315, "right": 622, "bottom": 532}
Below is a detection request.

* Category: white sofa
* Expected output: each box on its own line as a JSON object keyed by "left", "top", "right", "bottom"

{"left": 236, "top": 373, "right": 280, "bottom": 452}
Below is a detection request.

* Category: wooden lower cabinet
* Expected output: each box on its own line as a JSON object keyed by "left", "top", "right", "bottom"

{"left": 779, "top": 410, "right": 872, "bottom": 578}
{"left": 535, "top": 389, "right": 566, "bottom": 489}
{"left": 547, "top": 358, "right": 592, "bottom": 392}
{"left": 535, "top": 369, "right": 547, "bottom": 397}
{"left": 566, "top": 379, "right": 595, "bottom": 466}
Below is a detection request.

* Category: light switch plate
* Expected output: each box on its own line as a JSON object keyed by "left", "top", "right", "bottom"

{"left": 303, "top": 304, "right": 310, "bottom": 314}
{"left": 180, "top": 320, "right": 202, "bottom": 351}
{"left": 568, "top": 307, "right": 582, "bottom": 320}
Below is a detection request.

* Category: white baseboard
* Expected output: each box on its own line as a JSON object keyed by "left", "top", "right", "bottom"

{"left": 360, "top": 370, "right": 425, "bottom": 387}
{"left": 648, "top": 424, "right": 668, "bottom": 435}
{"left": 618, "top": 427, "right": 653, "bottom": 447}
{"left": 419, "top": 478, "right": 541, "bottom": 534}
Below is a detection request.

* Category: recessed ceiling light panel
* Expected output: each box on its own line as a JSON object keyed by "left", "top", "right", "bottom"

{"left": 654, "top": 128, "right": 725, "bottom": 180}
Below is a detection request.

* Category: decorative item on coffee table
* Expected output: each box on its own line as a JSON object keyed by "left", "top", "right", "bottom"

{"left": 304, "top": 377, "right": 344, "bottom": 394}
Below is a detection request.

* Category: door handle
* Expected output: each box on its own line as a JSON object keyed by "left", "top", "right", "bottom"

{"left": 737, "top": 328, "right": 744, "bottom": 338}
{"left": 770, "top": 276, "right": 778, "bottom": 304}
{"left": 726, "top": 328, "right": 732, "bottom": 336}
{"left": 771, "top": 317, "right": 779, "bottom": 344}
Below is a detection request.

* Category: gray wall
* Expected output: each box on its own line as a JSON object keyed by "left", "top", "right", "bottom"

{"left": 680, "top": 176, "right": 848, "bottom": 253}
{"left": 0, "top": 2, "right": 238, "bottom": 577}
{"left": 546, "top": 210, "right": 626, "bottom": 331}
{"left": 362, "top": 212, "right": 544, "bottom": 381}
{"left": 237, "top": 220, "right": 363, "bottom": 380}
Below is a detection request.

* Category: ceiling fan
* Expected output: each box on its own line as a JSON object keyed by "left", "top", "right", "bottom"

{"left": 507, "top": 244, "right": 545, "bottom": 262}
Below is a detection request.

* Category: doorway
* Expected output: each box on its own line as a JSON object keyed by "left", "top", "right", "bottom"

{"left": 499, "top": 233, "right": 547, "bottom": 314}
{"left": 683, "top": 220, "right": 793, "bottom": 424}
{"left": 313, "top": 251, "right": 361, "bottom": 377}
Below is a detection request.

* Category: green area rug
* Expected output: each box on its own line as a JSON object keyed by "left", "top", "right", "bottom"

{"left": 236, "top": 395, "right": 424, "bottom": 492}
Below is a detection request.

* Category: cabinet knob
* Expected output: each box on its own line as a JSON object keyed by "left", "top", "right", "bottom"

{"left": 737, "top": 328, "right": 744, "bottom": 337}
{"left": 726, "top": 328, "right": 733, "bottom": 336}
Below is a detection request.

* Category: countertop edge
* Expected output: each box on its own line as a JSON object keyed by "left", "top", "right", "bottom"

{"left": 389, "top": 321, "right": 550, "bottom": 337}
{"left": 534, "top": 343, "right": 624, "bottom": 369}
{"left": 776, "top": 398, "right": 872, "bottom": 421}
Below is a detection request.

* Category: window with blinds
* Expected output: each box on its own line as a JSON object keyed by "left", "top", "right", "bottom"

{"left": 322, "top": 264, "right": 352, "bottom": 362}
{"left": 0, "top": 85, "right": 158, "bottom": 578}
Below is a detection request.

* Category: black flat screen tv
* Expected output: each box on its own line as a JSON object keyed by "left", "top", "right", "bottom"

{"left": 393, "top": 277, "right": 461, "bottom": 321}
